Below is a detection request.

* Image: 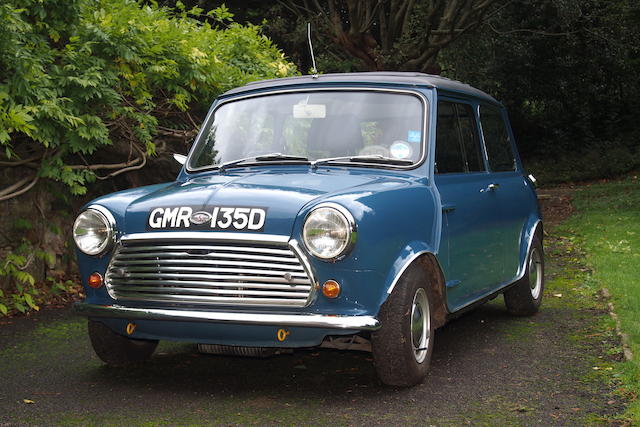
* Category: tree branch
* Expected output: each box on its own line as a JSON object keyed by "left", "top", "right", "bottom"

{"left": 94, "top": 145, "right": 147, "bottom": 180}
{"left": 67, "top": 157, "right": 142, "bottom": 171}
{"left": 0, "top": 174, "right": 40, "bottom": 202}
{"left": 487, "top": 23, "right": 578, "bottom": 37}
{"left": 0, "top": 154, "right": 43, "bottom": 167}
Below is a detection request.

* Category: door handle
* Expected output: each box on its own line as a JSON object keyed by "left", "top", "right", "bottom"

{"left": 480, "top": 183, "right": 500, "bottom": 193}
{"left": 442, "top": 203, "right": 457, "bottom": 213}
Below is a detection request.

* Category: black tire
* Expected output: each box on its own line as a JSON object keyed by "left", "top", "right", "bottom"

{"left": 371, "top": 268, "right": 434, "bottom": 387}
{"left": 504, "top": 237, "right": 545, "bottom": 316}
{"left": 88, "top": 320, "right": 158, "bottom": 366}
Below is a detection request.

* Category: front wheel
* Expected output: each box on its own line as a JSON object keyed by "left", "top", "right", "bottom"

{"left": 371, "top": 269, "right": 434, "bottom": 387}
{"left": 504, "top": 237, "right": 545, "bottom": 316}
{"left": 88, "top": 320, "right": 158, "bottom": 366}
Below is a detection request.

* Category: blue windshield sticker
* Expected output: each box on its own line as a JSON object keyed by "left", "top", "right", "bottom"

{"left": 407, "top": 130, "right": 421, "bottom": 143}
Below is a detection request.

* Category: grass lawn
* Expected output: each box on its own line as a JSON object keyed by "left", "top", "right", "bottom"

{"left": 560, "top": 175, "right": 640, "bottom": 421}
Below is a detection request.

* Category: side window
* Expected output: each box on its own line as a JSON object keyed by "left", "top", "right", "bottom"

{"left": 480, "top": 106, "right": 516, "bottom": 172}
{"left": 435, "top": 101, "right": 485, "bottom": 174}
{"left": 457, "top": 104, "right": 484, "bottom": 172}
{"left": 435, "top": 102, "right": 464, "bottom": 173}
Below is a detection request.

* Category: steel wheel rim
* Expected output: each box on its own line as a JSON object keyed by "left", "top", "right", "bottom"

{"left": 411, "top": 288, "right": 430, "bottom": 364}
{"left": 529, "top": 247, "right": 543, "bottom": 300}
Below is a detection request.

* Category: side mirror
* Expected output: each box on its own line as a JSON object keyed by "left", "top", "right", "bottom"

{"left": 173, "top": 153, "right": 187, "bottom": 165}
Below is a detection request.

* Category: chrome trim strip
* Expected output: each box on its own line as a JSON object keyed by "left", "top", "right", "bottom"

{"left": 111, "top": 258, "right": 305, "bottom": 271}
{"left": 386, "top": 250, "right": 431, "bottom": 295}
{"left": 118, "top": 244, "right": 294, "bottom": 256}
{"left": 107, "top": 270, "right": 310, "bottom": 282}
{"left": 111, "top": 282, "right": 311, "bottom": 292}
{"left": 74, "top": 303, "right": 380, "bottom": 330}
{"left": 109, "top": 294, "right": 307, "bottom": 306}
{"left": 105, "top": 233, "right": 316, "bottom": 308}
{"left": 120, "top": 232, "right": 290, "bottom": 244}
{"left": 116, "top": 250, "right": 299, "bottom": 263}
{"left": 288, "top": 239, "right": 319, "bottom": 303}
{"left": 186, "top": 87, "right": 430, "bottom": 173}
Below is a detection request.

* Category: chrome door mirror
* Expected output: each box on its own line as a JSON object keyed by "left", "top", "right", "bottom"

{"left": 173, "top": 153, "right": 187, "bottom": 165}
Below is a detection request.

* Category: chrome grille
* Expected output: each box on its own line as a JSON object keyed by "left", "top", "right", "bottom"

{"left": 104, "top": 237, "right": 314, "bottom": 307}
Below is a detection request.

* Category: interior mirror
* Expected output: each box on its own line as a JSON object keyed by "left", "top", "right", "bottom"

{"left": 173, "top": 153, "right": 187, "bottom": 165}
{"left": 293, "top": 104, "right": 326, "bottom": 119}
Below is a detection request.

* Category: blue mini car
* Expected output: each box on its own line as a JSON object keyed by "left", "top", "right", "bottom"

{"left": 73, "top": 72, "right": 544, "bottom": 386}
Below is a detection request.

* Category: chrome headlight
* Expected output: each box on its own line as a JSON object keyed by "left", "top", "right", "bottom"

{"left": 73, "top": 207, "right": 115, "bottom": 256}
{"left": 302, "top": 203, "right": 356, "bottom": 261}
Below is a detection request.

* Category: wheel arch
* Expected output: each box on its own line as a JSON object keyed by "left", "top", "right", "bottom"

{"left": 516, "top": 218, "right": 544, "bottom": 280}
{"left": 381, "top": 247, "right": 448, "bottom": 329}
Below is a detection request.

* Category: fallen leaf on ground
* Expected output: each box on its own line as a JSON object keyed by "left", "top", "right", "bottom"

{"left": 23, "top": 399, "right": 35, "bottom": 404}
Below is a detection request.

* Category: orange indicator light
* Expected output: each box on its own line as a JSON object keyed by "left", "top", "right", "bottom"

{"left": 87, "top": 272, "right": 103, "bottom": 288}
{"left": 322, "top": 280, "right": 341, "bottom": 299}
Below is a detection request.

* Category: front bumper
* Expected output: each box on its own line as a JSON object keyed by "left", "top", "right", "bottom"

{"left": 74, "top": 302, "right": 381, "bottom": 331}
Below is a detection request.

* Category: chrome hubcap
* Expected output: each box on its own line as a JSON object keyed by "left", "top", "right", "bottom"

{"left": 411, "top": 288, "right": 430, "bottom": 363}
{"left": 529, "top": 248, "right": 543, "bottom": 300}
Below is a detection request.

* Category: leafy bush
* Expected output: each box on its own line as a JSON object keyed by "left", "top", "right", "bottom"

{"left": 0, "top": 238, "right": 51, "bottom": 315}
{"left": 0, "top": 0, "right": 297, "bottom": 198}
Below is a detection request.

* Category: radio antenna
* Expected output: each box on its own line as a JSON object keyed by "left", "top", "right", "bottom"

{"left": 307, "top": 23, "right": 319, "bottom": 79}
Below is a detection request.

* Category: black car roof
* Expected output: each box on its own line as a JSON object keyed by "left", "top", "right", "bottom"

{"left": 222, "top": 72, "right": 500, "bottom": 105}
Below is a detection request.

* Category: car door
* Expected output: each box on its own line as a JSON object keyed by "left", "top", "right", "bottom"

{"left": 434, "top": 100, "right": 506, "bottom": 311}
{"left": 478, "top": 104, "right": 532, "bottom": 282}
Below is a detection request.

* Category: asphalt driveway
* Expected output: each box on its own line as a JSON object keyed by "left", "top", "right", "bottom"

{"left": 0, "top": 276, "right": 625, "bottom": 426}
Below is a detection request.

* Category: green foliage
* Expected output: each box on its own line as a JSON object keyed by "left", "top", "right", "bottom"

{"left": 0, "top": 0, "right": 296, "bottom": 196}
{"left": 560, "top": 175, "right": 640, "bottom": 422}
{"left": 0, "top": 240, "right": 40, "bottom": 314}
{"left": 47, "top": 277, "right": 75, "bottom": 296}
{"left": 0, "top": 238, "right": 82, "bottom": 316}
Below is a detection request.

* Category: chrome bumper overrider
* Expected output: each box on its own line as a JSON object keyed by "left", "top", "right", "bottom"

{"left": 74, "top": 303, "right": 381, "bottom": 331}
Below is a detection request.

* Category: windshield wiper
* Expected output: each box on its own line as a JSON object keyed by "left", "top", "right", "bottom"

{"left": 218, "top": 153, "right": 310, "bottom": 171}
{"left": 311, "top": 155, "right": 414, "bottom": 167}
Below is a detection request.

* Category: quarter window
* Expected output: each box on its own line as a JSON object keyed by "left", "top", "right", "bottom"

{"left": 480, "top": 106, "right": 516, "bottom": 172}
{"left": 435, "top": 101, "right": 484, "bottom": 174}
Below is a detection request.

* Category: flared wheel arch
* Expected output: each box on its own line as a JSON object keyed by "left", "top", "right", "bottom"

{"left": 382, "top": 253, "right": 448, "bottom": 330}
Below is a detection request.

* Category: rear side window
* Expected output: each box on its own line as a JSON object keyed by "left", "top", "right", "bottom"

{"left": 435, "top": 101, "right": 484, "bottom": 174}
{"left": 480, "top": 106, "right": 516, "bottom": 172}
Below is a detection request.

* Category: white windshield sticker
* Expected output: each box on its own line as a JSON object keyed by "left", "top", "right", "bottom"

{"left": 390, "top": 141, "right": 412, "bottom": 159}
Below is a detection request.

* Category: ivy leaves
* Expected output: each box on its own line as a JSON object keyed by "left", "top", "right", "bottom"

{"left": 0, "top": 0, "right": 297, "bottom": 198}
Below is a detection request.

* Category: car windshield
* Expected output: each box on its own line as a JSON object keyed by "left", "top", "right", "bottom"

{"left": 188, "top": 90, "right": 426, "bottom": 170}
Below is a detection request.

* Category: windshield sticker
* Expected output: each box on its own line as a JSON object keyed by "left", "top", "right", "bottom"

{"left": 147, "top": 206, "right": 267, "bottom": 231}
{"left": 390, "top": 141, "right": 412, "bottom": 159}
{"left": 407, "top": 130, "right": 421, "bottom": 143}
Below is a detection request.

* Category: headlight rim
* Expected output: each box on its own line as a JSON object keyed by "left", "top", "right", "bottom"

{"left": 73, "top": 205, "right": 116, "bottom": 256}
{"left": 302, "top": 202, "right": 357, "bottom": 262}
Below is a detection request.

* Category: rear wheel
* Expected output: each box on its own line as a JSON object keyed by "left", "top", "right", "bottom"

{"left": 504, "top": 237, "right": 544, "bottom": 316}
{"left": 88, "top": 320, "right": 158, "bottom": 366}
{"left": 371, "top": 268, "right": 434, "bottom": 387}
